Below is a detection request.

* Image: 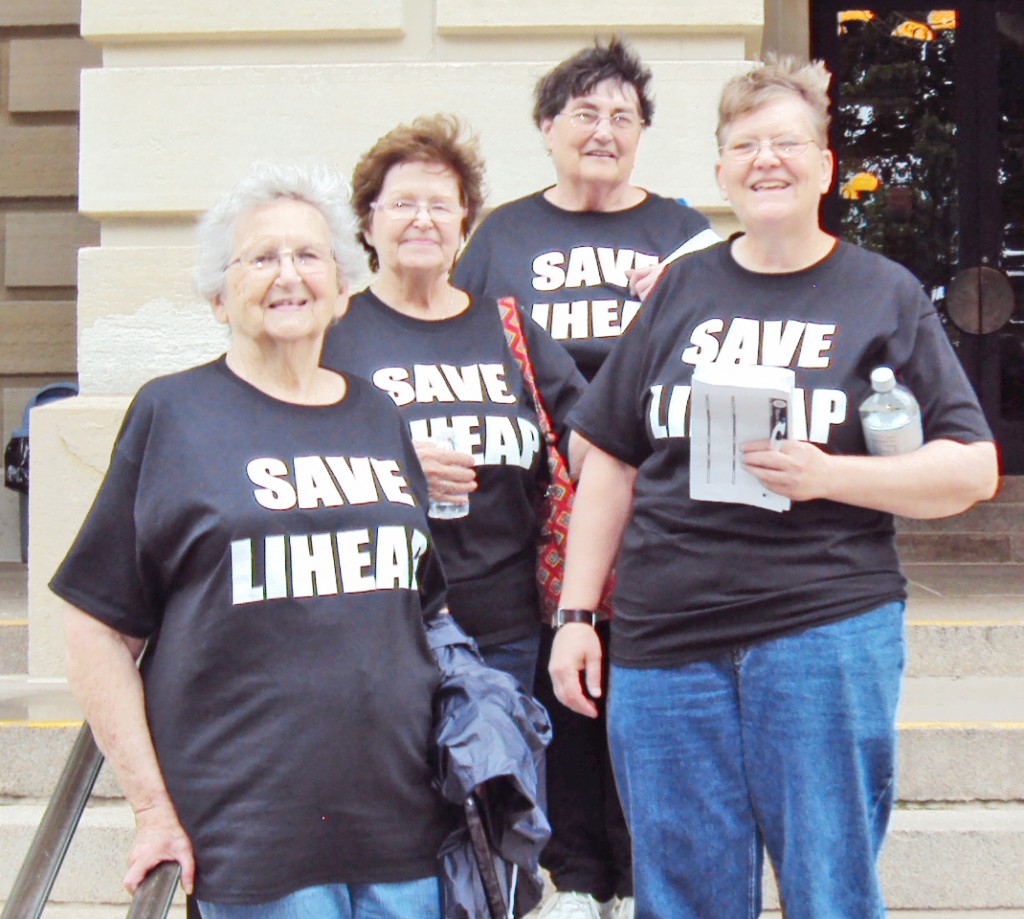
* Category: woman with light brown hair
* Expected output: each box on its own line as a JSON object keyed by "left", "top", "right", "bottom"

{"left": 322, "top": 113, "right": 586, "bottom": 691}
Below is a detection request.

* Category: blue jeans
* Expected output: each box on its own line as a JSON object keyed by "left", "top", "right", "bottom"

{"left": 479, "top": 628, "right": 541, "bottom": 691}
{"left": 608, "top": 602, "right": 905, "bottom": 919}
{"left": 197, "top": 876, "right": 442, "bottom": 919}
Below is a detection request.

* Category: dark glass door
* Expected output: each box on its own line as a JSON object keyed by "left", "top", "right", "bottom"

{"left": 813, "top": 2, "right": 1024, "bottom": 472}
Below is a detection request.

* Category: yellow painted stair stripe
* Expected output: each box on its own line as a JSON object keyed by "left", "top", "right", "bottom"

{"left": 899, "top": 721, "right": 1024, "bottom": 729}
{"left": 908, "top": 619, "right": 1024, "bottom": 626}
{"left": 0, "top": 720, "right": 83, "bottom": 728}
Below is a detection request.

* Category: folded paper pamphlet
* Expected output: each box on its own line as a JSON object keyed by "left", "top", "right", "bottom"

{"left": 689, "top": 363, "right": 795, "bottom": 512}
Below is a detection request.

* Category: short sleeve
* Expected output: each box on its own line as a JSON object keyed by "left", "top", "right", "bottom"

{"left": 49, "top": 398, "right": 161, "bottom": 638}
{"left": 899, "top": 288, "right": 994, "bottom": 444}
{"left": 569, "top": 297, "right": 657, "bottom": 469}
{"left": 451, "top": 220, "right": 492, "bottom": 297}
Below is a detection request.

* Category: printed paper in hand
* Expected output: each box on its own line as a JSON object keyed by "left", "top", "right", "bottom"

{"left": 689, "top": 364, "right": 795, "bottom": 512}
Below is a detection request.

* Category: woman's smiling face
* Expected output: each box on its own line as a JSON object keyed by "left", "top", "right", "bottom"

{"left": 716, "top": 94, "right": 834, "bottom": 234}
{"left": 213, "top": 198, "right": 347, "bottom": 347}
{"left": 364, "top": 160, "right": 466, "bottom": 280}
{"left": 541, "top": 78, "right": 645, "bottom": 195}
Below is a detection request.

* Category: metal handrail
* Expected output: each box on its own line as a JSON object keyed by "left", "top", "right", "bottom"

{"left": 2, "top": 720, "right": 179, "bottom": 919}
{"left": 2, "top": 722, "right": 104, "bottom": 919}
{"left": 126, "top": 862, "right": 180, "bottom": 919}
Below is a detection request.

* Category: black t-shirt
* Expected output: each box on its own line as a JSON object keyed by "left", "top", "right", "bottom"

{"left": 571, "top": 240, "right": 994, "bottom": 668}
{"left": 321, "top": 290, "right": 585, "bottom": 643}
{"left": 452, "top": 189, "right": 717, "bottom": 380}
{"left": 50, "top": 359, "right": 453, "bottom": 903}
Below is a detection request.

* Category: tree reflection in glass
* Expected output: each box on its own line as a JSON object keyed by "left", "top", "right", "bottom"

{"left": 833, "top": 10, "right": 960, "bottom": 342}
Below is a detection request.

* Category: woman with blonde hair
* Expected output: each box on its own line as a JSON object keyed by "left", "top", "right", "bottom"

{"left": 550, "top": 57, "right": 998, "bottom": 918}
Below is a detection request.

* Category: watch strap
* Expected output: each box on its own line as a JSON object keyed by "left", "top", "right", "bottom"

{"left": 555, "top": 608, "right": 598, "bottom": 628}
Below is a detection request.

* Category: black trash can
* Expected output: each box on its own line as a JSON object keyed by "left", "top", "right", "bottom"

{"left": 4, "top": 382, "right": 78, "bottom": 562}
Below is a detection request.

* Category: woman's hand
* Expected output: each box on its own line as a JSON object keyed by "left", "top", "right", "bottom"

{"left": 413, "top": 440, "right": 478, "bottom": 504}
{"left": 125, "top": 800, "right": 196, "bottom": 895}
{"left": 627, "top": 262, "right": 667, "bottom": 301}
{"left": 549, "top": 623, "right": 603, "bottom": 718}
{"left": 741, "top": 439, "right": 833, "bottom": 503}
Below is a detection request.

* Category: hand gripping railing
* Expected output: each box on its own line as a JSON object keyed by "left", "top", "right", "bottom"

{"left": 2, "top": 721, "right": 179, "bottom": 919}
{"left": 126, "top": 862, "right": 181, "bottom": 919}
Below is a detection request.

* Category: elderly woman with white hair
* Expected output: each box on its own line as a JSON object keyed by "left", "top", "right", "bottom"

{"left": 51, "top": 163, "right": 453, "bottom": 918}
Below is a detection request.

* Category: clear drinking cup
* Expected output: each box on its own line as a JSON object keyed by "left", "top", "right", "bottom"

{"left": 427, "top": 429, "right": 471, "bottom": 519}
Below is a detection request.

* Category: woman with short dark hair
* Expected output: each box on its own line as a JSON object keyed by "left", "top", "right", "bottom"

{"left": 453, "top": 38, "right": 719, "bottom": 919}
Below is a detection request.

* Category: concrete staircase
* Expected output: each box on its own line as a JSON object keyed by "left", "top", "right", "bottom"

{"left": 3, "top": 480, "right": 1023, "bottom": 916}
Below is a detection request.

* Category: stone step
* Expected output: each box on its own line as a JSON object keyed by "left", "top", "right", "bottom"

{"left": 768, "top": 914, "right": 1024, "bottom": 918}
{"left": 0, "top": 905, "right": 186, "bottom": 918}
{"left": 897, "top": 502, "right": 1024, "bottom": 534}
{"left": 898, "top": 676, "right": 1024, "bottom": 802}
{"left": 2, "top": 801, "right": 1021, "bottom": 910}
{"left": 0, "top": 562, "right": 28, "bottom": 676}
{"left": 906, "top": 620, "right": 1024, "bottom": 677}
{"left": 990, "top": 474, "right": 1024, "bottom": 503}
{"left": 0, "top": 618, "right": 27, "bottom": 674}
{"left": 898, "top": 531, "right": 1024, "bottom": 563}
{"left": 3, "top": 676, "right": 1022, "bottom": 803}
{"left": 905, "top": 562, "right": 1024, "bottom": 677}
{"left": 895, "top": 475, "right": 1024, "bottom": 561}
{"left": 0, "top": 563, "right": 27, "bottom": 615}
{"left": 0, "top": 800, "right": 189, "bottom": 910}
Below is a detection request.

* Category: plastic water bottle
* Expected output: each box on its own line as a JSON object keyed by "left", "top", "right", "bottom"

{"left": 859, "top": 367, "right": 924, "bottom": 456}
{"left": 427, "top": 429, "right": 470, "bottom": 520}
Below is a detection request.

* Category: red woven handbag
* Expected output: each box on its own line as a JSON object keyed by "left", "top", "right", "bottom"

{"left": 498, "top": 297, "right": 614, "bottom": 625}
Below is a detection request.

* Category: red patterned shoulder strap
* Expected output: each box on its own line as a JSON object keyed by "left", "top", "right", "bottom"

{"left": 497, "top": 296, "right": 557, "bottom": 443}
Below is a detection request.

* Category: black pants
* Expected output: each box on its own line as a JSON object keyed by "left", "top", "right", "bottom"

{"left": 534, "top": 621, "right": 633, "bottom": 902}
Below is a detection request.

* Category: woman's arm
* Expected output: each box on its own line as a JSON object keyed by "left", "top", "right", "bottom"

{"left": 549, "top": 446, "right": 636, "bottom": 718}
{"left": 567, "top": 431, "right": 590, "bottom": 481}
{"left": 742, "top": 438, "right": 999, "bottom": 519}
{"left": 63, "top": 603, "right": 195, "bottom": 894}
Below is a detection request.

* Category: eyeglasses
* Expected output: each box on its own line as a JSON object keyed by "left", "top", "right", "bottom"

{"left": 371, "top": 198, "right": 465, "bottom": 224}
{"left": 720, "top": 136, "right": 819, "bottom": 162}
{"left": 559, "top": 109, "right": 643, "bottom": 133}
{"left": 228, "top": 247, "right": 334, "bottom": 276}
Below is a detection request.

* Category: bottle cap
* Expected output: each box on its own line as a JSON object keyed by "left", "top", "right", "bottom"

{"left": 870, "top": 366, "right": 896, "bottom": 392}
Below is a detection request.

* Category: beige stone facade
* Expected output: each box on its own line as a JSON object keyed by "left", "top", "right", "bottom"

{"left": 26, "top": 1, "right": 807, "bottom": 676}
{"left": 0, "top": 4, "right": 101, "bottom": 563}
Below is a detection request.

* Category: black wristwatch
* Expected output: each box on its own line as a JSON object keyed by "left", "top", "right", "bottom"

{"left": 554, "top": 608, "right": 598, "bottom": 629}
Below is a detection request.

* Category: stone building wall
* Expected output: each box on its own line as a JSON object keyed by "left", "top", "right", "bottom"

{"left": 0, "top": 1, "right": 100, "bottom": 560}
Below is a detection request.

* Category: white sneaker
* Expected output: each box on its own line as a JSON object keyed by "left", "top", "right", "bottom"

{"left": 608, "top": 896, "right": 635, "bottom": 919}
{"left": 538, "top": 890, "right": 605, "bottom": 918}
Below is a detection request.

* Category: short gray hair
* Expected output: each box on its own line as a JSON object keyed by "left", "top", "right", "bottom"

{"left": 717, "top": 55, "right": 832, "bottom": 148}
{"left": 195, "top": 162, "right": 366, "bottom": 301}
